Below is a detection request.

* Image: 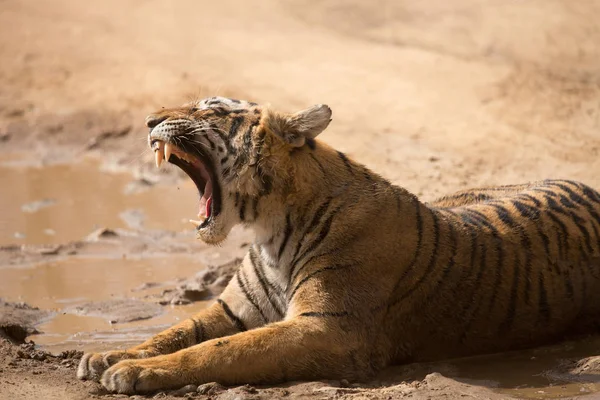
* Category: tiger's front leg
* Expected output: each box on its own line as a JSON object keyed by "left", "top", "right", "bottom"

{"left": 76, "top": 300, "right": 243, "bottom": 381}
{"left": 100, "top": 315, "right": 364, "bottom": 394}
{"left": 77, "top": 252, "right": 283, "bottom": 381}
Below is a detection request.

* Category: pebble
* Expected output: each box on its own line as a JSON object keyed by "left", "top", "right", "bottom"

{"left": 197, "top": 382, "right": 225, "bottom": 395}
{"left": 171, "top": 384, "right": 198, "bottom": 397}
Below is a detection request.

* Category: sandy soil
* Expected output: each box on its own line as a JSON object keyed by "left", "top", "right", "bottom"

{"left": 1, "top": 0, "right": 600, "bottom": 399}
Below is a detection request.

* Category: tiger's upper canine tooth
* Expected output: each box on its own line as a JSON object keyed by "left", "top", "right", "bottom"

{"left": 189, "top": 219, "right": 204, "bottom": 227}
{"left": 164, "top": 142, "right": 173, "bottom": 162}
{"left": 155, "top": 148, "right": 163, "bottom": 168}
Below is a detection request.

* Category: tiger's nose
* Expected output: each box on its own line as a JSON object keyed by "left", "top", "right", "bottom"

{"left": 146, "top": 115, "right": 167, "bottom": 129}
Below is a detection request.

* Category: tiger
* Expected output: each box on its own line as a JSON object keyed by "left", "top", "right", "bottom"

{"left": 77, "top": 96, "right": 600, "bottom": 394}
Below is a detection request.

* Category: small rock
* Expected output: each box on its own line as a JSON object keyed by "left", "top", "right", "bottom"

{"left": 171, "top": 384, "right": 198, "bottom": 397}
{"left": 57, "top": 349, "right": 83, "bottom": 359}
{"left": 240, "top": 384, "right": 258, "bottom": 394}
{"left": 181, "top": 287, "right": 211, "bottom": 302}
{"left": 197, "top": 382, "right": 225, "bottom": 395}
{"left": 86, "top": 228, "right": 119, "bottom": 241}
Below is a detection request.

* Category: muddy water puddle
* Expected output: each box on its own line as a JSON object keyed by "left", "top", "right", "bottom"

{"left": 0, "top": 154, "right": 217, "bottom": 352}
{"left": 450, "top": 339, "right": 600, "bottom": 398}
{"left": 0, "top": 255, "right": 212, "bottom": 353}
{"left": 0, "top": 155, "right": 199, "bottom": 245}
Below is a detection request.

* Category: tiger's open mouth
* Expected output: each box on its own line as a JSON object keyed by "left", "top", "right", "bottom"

{"left": 151, "top": 139, "right": 221, "bottom": 230}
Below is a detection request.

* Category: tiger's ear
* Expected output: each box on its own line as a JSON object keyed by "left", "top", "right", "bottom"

{"left": 263, "top": 104, "right": 332, "bottom": 147}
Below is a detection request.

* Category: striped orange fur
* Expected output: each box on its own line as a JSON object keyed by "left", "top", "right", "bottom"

{"left": 77, "top": 97, "right": 600, "bottom": 394}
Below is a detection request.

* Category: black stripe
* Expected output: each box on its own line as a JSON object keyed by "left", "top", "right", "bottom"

{"left": 239, "top": 196, "right": 247, "bottom": 221}
{"left": 228, "top": 116, "right": 244, "bottom": 138}
{"left": 581, "top": 183, "right": 600, "bottom": 204}
{"left": 309, "top": 153, "right": 327, "bottom": 175}
{"left": 396, "top": 212, "right": 441, "bottom": 302}
{"left": 513, "top": 200, "right": 552, "bottom": 265}
{"left": 460, "top": 242, "right": 488, "bottom": 343}
{"left": 288, "top": 264, "right": 353, "bottom": 302}
{"left": 459, "top": 209, "right": 498, "bottom": 231}
{"left": 299, "top": 311, "right": 349, "bottom": 318}
{"left": 537, "top": 271, "right": 551, "bottom": 325}
{"left": 500, "top": 250, "right": 520, "bottom": 334}
{"left": 217, "top": 299, "right": 247, "bottom": 332}
{"left": 290, "top": 198, "right": 333, "bottom": 264}
{"left": 485, "top": 232, "right": 505, "bottom": 315}
{"left": 421, "top": 221, "right": 458, "bottom": 304}
{"left": 205, "top": 136, "right": 216, "bottom": 150}
{"left": 220, "top": 156, "right": 229, "bottom": 165}
{"left": 494, "top": 204, "right": 533, "bottom": 308}
{"left": 232, "top": 150, "right": 247, "bottom": 171}
{"left": 191, "top": 318, "right": 204, "bottom": 344}
{"left": 545, "top": 194, "right": 594, "bottom": 256}
{"left": 337, "top": 151, "right": 354, "bottom": 174}
{"left": 545, "top": 204, "right": 569, "bottom": 262}
{"left": 210, "top": 107, "right": 229, "bottom": 117}
{"left": 577, "top": 246, "right": 589, "bottom": 313}
{"left": 565, "top": 268, "right": 575, "bottom": 299}
{"left": 249, "top": 246, "right": 284, "bottom": 317}
{"left": 211, "top": 127, "right": 231, "bottom": 151}
{"left": 462, "top": 209, "right": 503, "bottom": 335}
{"left": 305, "top": 137, "right": 316, "bottom": 150}
{"left": 388, "top": 198, "right": 423, "bottom": 309}
{"left": 222, "top": 166, "right": 231, "bottom": 178}
{"left": 243, "top": 121, "right": 258, "bottom": 153}
{"left": 236, "top": 270, "right": 268, "bottom": 323}
{"left": 278, "top": 213, "right": 293, "bottom": 260}
{"left": 290, "top": 205, "right": 342, "bottom": 282}
{"left": 256, "top": 165, "right": 273, "bottom": 195}
{"left": 552, "top": 181, "right": 600, "bottom": 251}
{"left": 521, "top": 193, "right": 542, "bottom": 207}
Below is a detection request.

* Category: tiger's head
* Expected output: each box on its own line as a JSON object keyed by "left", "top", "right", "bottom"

{"left": 146, "top": 96, "right": 332, "bottom": 244}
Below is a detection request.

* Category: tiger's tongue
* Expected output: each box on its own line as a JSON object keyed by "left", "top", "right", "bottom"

{"left": 198, "top": 180, "right": 213, "bottom": 218}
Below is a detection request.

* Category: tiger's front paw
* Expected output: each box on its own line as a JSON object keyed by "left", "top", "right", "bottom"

{"left": 77, "top": 350, "right": 153, "bottom": 382}
{"left": 100, "top": 359, "right": 178, "bottom": 394}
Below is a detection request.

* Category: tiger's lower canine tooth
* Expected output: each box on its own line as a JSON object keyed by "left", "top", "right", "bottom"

{"left": 155, "top": 149, "right": 163, "bottom": 168}
{"left": 164, "top": 142, "right": 172, "bottom": 162}
{"left": 189, "top": 219, "right": 204, "bottom": 227}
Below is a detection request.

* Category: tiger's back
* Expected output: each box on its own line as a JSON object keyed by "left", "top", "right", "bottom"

{"left": 385, "top": 179, "right": 600, "bottom": 361}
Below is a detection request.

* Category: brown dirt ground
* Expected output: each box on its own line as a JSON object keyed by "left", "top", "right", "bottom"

{"left": 1, "top": 0, "right": 600, "bottom": 399}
